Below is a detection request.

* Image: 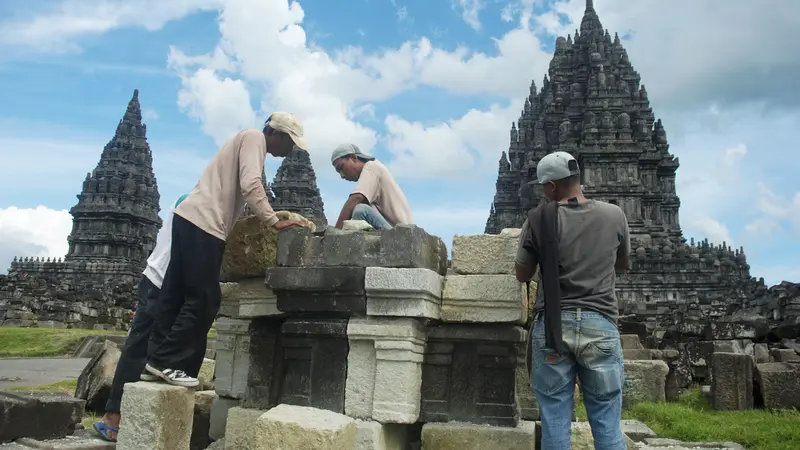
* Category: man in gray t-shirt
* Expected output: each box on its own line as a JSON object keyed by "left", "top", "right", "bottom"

{"left": 516, "top": 151, "right": 630, "bottom": 450}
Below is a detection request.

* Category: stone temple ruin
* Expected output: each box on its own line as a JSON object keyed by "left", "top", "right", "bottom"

{"left": 0, "top": 89, "right": 329, "bottom": 329}
{"left": 484, "top": 0, "right": 800, "bottom": 392}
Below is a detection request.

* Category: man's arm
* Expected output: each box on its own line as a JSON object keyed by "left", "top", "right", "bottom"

{"left": 615, "top": 208, "right": 631, "bottom": 272}
{"left": 238, "top": 130, "right": 278, "bottom": 226}
{"left": 515, "top": 218, "right": 540, "bottom": 283}
{"left": 335, "top": 193, "right": 368, "bottom": 228}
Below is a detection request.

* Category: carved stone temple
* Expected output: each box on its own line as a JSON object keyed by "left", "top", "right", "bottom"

{"left": 270, "top": 148, "right": 328, "bottom": 229}
{"left": 484, "top": 0, "right": 800, "bottom": 359}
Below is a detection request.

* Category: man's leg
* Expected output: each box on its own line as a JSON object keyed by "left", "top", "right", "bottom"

{"left": 575, "top": 310, "right": 626, "bottom": 450}
{"left": 147, "top": 216, "right": 225, "bottom": 386}
{"left": 531, "top": 313, "right": 578, "bottom": 450}
{"left": 351, "top": 203, "right": 392, "bottom": 230}
{"left": 95, "top": 276, "right": 160, "bottom": 441}
{"left": 147, "top": 218, "right": 186, "bottom": 359}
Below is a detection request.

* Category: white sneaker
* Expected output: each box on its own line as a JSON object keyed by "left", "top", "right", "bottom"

{"left": 140, "top": 373, "right": 159, "bottom": 382}
{"left": 145, "top": 363, "right": 199, "bottom": 388}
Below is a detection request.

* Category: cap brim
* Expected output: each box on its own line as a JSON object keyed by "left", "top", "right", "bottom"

{"left": 289, "top": 133, "right": 309, "bottom": 151}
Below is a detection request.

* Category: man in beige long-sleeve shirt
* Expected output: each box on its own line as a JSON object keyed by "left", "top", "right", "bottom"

{"left": 145, "top": 112, "right": 308, "bottom": 387}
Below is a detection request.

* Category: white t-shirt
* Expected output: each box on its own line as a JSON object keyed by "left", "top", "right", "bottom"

{"left": 142, "top": 194, "right": 187, "bottom": 289}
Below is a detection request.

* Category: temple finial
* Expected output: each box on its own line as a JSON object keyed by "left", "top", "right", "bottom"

{"left": 587, "top": 0, "right": 594, "bottom": 10}
{"left": 133, "top": 89, "right": 139, "bottom": 100}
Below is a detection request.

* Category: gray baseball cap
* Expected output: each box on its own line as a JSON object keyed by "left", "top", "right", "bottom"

{"left": 331, "top": 143, "right": 375, "bottom": 164}
{"left": 535, "top": 151, "right": 580, "bottom": 184}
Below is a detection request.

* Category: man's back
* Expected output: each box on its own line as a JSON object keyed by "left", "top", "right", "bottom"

{"left": 353, "top": 160, "right": 413, "bottom": 226}
{"left": 531, "top": 199, "right": 630, "bottom": 323}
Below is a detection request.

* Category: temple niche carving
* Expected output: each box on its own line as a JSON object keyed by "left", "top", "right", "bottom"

{"left": 484, "top": 0, "right": 799, "bottom": 352}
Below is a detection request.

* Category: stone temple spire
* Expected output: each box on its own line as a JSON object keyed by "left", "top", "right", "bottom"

{"left": 65, "top": 89, "right": 162, "bottom": 271}
{"left": 271, "top": 149, "right": 328, "bottom": 229}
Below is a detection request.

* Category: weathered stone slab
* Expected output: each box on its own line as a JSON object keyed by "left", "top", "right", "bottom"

{"left": 570, "top": 422, "right": 636, "bottom": 449}
{"left": 199, "top": 358, "right": 216, "bottom": 390}
{"left": 220, "top": 215, "right": 278, "bottom": 282}
{"left": 365, "top": 267, "right": 443, "bottom": 319}
{"left": 450, "top": 234, "right": 518, "bottom": 275}
{"left": 74, "top": 339, "right": 119, "bottom": 412}
{"left": 279, "top": 318, "right": 349, "bottom": 413}
{"left": 190, "top": 390, "right": 215, "bottom": 450}
{"left": 214, "top": 317, "right": 253, "bottom": 399}
{"left": 711, "top": 352, "right": 753, "bottom": 411}
{"left": 755, "top": 362, "right": 800, "bottom": 410}
{"left": 223, "top": 407, "right": 265, "bottom": 450}
{"left": 354, "top": 420, "right": 408, "bottom": 450}
{"left": 640, "top": 438, "right": 746, "bottom": 449}
{"left": 277, "top": 225, "right": 448, "bottom": 275}
{"left": 420, "top": 421, "right": 536, "bottom": 450}
{"left": 0, "top": 392, "right": 84, "bottom": 443}
{"left": 515, "top": 335, "right": 538, "bottom": 420}
{"left": 441, "top": 275, "right": 527, "bottom": 324}
{"left": 345, "top": 317, "right": 426, "bottom": 423}
{"left": 621, "top": 334, "right": 644, "bottom": 349}
{"left": 620, "top": 419, "right": 657, "bottom": 442}
{"left": 254, "top": 404, "right": 356, "bottom": 449}
{"left": 11, "top": 430, "right": 115, "bottom": 449}
{"left": 219, "top": 278, "right": 280, "bottom": 318}
{"left": 241, "top": 317, "right": 283, "bottom": 410}
{"left": 116, "top": 382, "right": 194, "bottom": 450}
{"left": 209, "top": 396, "right": 240, "bottom": 440}
{"left": 623, "top": 360, "right": 669, "bottom": 408}
{"left": 623, "top": 349, "right": 654, "bottom": 360}
{"left": 267, "top": 266, "right": 367, "bottom": 316}
{"left": 420, "top": 324, "right": 524, "bottom": 426}
{"left": 770, "top": 348, "right": 800, "bottom": 362}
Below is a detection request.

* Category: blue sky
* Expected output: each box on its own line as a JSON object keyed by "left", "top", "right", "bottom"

{"left": 0, "top": 0, "right": 798, "bottom": 285}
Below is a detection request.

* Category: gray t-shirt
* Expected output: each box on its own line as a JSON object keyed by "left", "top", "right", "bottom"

{"left": 516, "top": 199, "right": 630, "bottom": 324}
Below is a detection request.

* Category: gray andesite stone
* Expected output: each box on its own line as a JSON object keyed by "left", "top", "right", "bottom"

{"left": 253, "top": 404, "right": 357, "bottom": 449}
{"left": 420, "top": 421, "right": 537, "bottom": 450}
{"left": 623, "top": 360, "right": 669, "bottom": 408}
{"left": 116, "top": 382, "right": 194, "bottom": 450}
{"left": 365, "top": 267, "right": 443, "bottom": 319}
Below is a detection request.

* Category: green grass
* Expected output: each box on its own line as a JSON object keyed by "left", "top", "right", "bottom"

{"left": 0, "top": 327, "right": 126, "bottom": 358}
{"left": 575, "top": 388, "right": 800, "bottom": 450}
{"left": 9, "top": 378, "right": 78, "bottom": 394}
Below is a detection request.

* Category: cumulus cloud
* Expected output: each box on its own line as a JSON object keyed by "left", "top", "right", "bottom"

{"left": 0, "top": 206, "right": 73, "bottom": 273}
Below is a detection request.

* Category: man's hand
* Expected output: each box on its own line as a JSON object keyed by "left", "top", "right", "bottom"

{"left": 274, "top": 219, "right": 305, "bottom": 230}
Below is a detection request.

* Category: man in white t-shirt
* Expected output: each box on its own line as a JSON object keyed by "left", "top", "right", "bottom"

{"left": 93, "top": 193, "right": 187, "bottom": 443}
{"left": 330, "top": 143, "right": 413, "bottom": 230}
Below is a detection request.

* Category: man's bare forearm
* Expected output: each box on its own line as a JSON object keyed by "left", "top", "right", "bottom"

{"left": 335, "top": 194, "right": 367, "bottom": 228}
{"left": 515, "top": 263, "right": 536, "bottom": 283}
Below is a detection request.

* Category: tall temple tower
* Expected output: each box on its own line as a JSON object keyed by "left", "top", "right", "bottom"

{"left": 484, "top": 0, "right": 756, "bottom": 318}
{"left": 65, "top": 89, "right": 162, "bottom": 272}
{"left": 271, "top": 149, "right": 328, "bottom": 229}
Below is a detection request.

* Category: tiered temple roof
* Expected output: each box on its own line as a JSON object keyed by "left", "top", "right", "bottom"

{"left": 271, "top": 148, "right": 328, "bottom": 228}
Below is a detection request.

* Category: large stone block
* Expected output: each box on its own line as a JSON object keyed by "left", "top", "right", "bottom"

{"left": 345, "top": 317, "right": 426, "bottom": 423}
{"left": 711, "top": 352, "right": 753, "bottom": 411}
{"left": 623, "top": 360, "right": 669, "bottom": 408}
{"left": 279, "top": 318, "right": 349, "bottom": 413}
{"left": 267, "top": 267, "right": 367, "bottom": 316}
{"left": 209, "top": 396, "right": 240, "bottom": 441}
{"left": 515, "top": 336, "right": 538, "bottom": 420}
{"left": 365, "top": 267, "right": 443, "bottom": 319}
{"left": 214, "top": 317, "right": 253, "bottom": 399}
{"left": 116, "top": 382, "right": 194, "bottom": 450}
{"left": 241, "top": 318, "right": 284, "bottom": 410}
{"left": 755, "top": 362, "right": 800, "bottom": 410}
{"left": 254, "top": 404, "right": 356, "bottom": 449}
{"left": 441, "top": 275, "right": 528, "bottom": 324}
{"left": 277, "top": 225, "right": 448, "bottom": 274}
{"left": 420, "top": 324, "right": 524, "bottom": 426}
{"left": 354, "top": 420, "right": 409, "bottom": 450}
{"left": 223, "top": 407, "right": 265, "bottom": 450}
{"left": 219, "top": 278, "right": 280, "bottom": 318}
{"left": 74, "top": 339, "right": 120, "bottom": 412}
{"left": 570, "top": 422, "right": 637, "bottom": 449}
{"left": 220, "top": 215, "right": 278, "bottom": 282}
{"left": 420, "top": 421, "right": 536, "bottom": 450}
{"left": 450, "top": 234, "right": 519, "bottom": 275}
{"left": 0, "top": 392, "right": 84, "bottom": 443}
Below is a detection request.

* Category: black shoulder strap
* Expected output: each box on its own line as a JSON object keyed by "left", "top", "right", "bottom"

{"left": 530, "top": 201, "right": 565, "bottom": 353}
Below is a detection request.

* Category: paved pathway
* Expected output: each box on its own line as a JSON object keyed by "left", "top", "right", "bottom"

{"left": 0, "top": 358, "right": 91, "bottom": 390}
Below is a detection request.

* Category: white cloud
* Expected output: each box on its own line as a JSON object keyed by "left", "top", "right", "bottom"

{"left": 0, "top": 206, "right": 72, "bottom": 273}
{"left": 755, "top": 183, "right": 800, "bottom": 236}
{"left": 454, "top": 0, "right": 485, "bottom": 31}
{"left": 142, "top": 108, "right": 159, "bottom": 121}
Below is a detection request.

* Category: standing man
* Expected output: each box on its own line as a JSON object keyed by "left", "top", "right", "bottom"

{"left": 145, "top": 112, "right": 309, "bottom": 387}
{"left": 515, "top": 151, "right": 630, "bottom": 450}
{"left": 331, "top": 143, "right": 412, "bottom": 230}
{"left": 93, "top": 193, "right": 188, "bottom": 442}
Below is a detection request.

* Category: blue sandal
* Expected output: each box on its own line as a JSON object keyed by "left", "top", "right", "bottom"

{"left": 93, "top": 422, "right": 119, "bottom": 442}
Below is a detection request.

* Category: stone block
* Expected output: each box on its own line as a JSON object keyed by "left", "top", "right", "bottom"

{"left": 622, "top": 360, "right": 669, "bottom": 408}
{"left": 267, "top": 266, "right": 367, "bottom": 316}
{"left": 345, "top": 317, "right": 426, "bottom": 423}
{"left": 241, "top": 318, "right": 284, "bottom": 410}
{"left": 220, "top": 215, "right": 279, "bottom": 282}
{"left": 253, "top": 404, "right": 356, "bottom": 449}
{"left": 623, "top": 349, "right": 655, "bottom": 360}
{"left": 116, "top": 382, "right": 194, "bottom": 450}
{"left": 515, "top": 337, "right": 538, "bottom": 420}
{"left": 11, "top": 430, "right": 115, "bottom": 449}
{"left": 74, "top": 339, "right": 119, "bottom": 412}
{"left": 450, "top": 234, "right": 518, "bottom": 275}
{"left": 209, "top": 396, "right": 240, "bottom": 441}
{"left": 0, "top": 392, "right": 84, "bottom": 443}
{"left": 365, "top": 267, "right": 443, "bottom": 319}
{"left": 223, "top": 407, "right": 265, "bottom": 450}
{"left": 214, "top": 317, "right": 253, "bottom": 399}
{"left": 770, "top": 348, "right": 800, "bottom": 362}
{"left": 219, "top": 278, "right": 280, "bottom": 318}
{"left": 420, "top": 421, "right": 536, "bottom": 450}
{"left": 277, "top": 225, "right": 448, "bottom": 275}
{"left": 640, "top": 438, "right": 746, "bottom": 449}
{"left": 441, "top": 275, "right": 527, "bottom": 324}
{"left": 755, "top": 362, "right": 800, "bottom": 410}
{"left": 191, "top": 390, "right": 215, "bottom": 450}
{"left": 354, "top": 420, "right": 409, "bottom": 450}
{"left": 199, "top": 358, "right": 216, "bottom": 390}
{"left": 420, "top": 324, "right": 524, "bottom": 426}
{"left": 279, "top": 318, "right": 349, "bottom": 413}
{"left": 710, "top": 352, "right": 753, "bottom": 411}
{"left": 620, "top": 419, "right": 657, "bottom": 442}
{"left": 570, "top": 422, "right": 636, "bottom": 449}
{"left": 620, "top": 334, "right": 644, "bottom": 349}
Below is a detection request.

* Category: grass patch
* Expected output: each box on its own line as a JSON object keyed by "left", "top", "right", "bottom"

{"left": 0, "top": 327, "right": 127, "bottom": 358}
{"left": 9, "top": 379, "right": 78, "bottom": 394}
{"left": 208, "top": 321, "right": 217, "bottom": 339}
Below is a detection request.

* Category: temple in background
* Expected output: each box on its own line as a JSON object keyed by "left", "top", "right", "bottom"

{"left": 271, "top": 148, "right": 328, "bottom": 229}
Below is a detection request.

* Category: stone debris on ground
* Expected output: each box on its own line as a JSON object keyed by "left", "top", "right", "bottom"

{"left": 73, "top": 340, "right": 120, "bottom": 413}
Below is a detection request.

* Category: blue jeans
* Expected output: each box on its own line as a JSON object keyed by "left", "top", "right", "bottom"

{"left": 352, "top": 203, "right": 392, "bottom": 230}
{"left": 531, "top": 309, "right": 625, "bottom": 450}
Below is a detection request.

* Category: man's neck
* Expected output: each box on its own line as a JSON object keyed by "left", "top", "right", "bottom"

{"left": 555, "top": 191, "right": 587, "bottom": 204}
